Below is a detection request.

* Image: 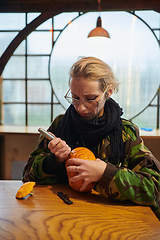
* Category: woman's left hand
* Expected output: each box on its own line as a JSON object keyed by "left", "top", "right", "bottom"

{"left": 66, "top": 158, "right": 107, "bottom": 191}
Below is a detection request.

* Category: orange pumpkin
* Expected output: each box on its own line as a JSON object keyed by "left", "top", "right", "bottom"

{"left": 65, "top": 147, "right": 96, "bottom": 192}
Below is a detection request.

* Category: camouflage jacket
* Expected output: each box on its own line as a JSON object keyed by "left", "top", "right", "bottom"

{"left": 22, "top": 115, "right": 160, "bottom": 220}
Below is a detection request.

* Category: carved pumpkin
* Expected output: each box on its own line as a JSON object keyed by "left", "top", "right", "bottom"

{"left": 65, "top": 147, "right": 96, "bottom": 192}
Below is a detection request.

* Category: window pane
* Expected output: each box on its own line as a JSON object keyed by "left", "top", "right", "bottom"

{"left": 136, "top": 10, "right": 160, "bottom": 29}
{"left": 0, "top": 13, "right": 25, "bottom": 30}
{"left": 27, "top": 13, "right": 41, "bottom": 24}
{"left": 53, "top": 94, "right": 59, "bottom": 103}
{"left": 28, "top": 104, "right": 51, "bottom": 126}
{"left": 3, "top": 80, "right": 25, "bottom": 102}
{"left": 3, "top": 56, "right": 25, "bottom": 78}
{"left": 28, "top": 80, "right": 51, "bottom": 103}
{"left": 132, "top": 106, "right": 157, "bottom": 129}
{"left": 54, "top": 31, "right": 60, "bottom": 42}
{"left": 3, "top": 104, "right": 25, "bottom": 125}
{"left": 54, "top": 12, "right": 79, "bottom": 29}
{"left": 27, "top": 56, "right": 49, "bottom": 78}
{"left": 14, "top": 40, "right": 25, "bottom": 55}
{"left": 135, "top": 10, "right": 160, "bottom": 40}
{"left": 0, "top": 32, "right": 18, "bottom": 56}
{"left": 53, "top": 104, "right": 65, "bottom": 120}
{"left": 27, "top": 32, "right": 52, "bottom": 54}
{"left": 36, "top": 18, "right": 52, "bottom": 30}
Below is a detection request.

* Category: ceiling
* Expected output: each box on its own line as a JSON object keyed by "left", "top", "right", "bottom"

{"left": 0, "top": 0, "right": 160, "bottom": 13}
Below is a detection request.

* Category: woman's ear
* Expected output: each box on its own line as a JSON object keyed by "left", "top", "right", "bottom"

{"left": 106, "top": 84, "right": 113, "bottom": 98}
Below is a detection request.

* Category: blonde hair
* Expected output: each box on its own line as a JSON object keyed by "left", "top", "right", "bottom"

{"left": 69, "top": 56, "right": 119, "bottom": 93}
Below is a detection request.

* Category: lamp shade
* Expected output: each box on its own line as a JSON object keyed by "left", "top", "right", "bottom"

{"left": 87, "top": 16, "right": 110, "bottom": 38}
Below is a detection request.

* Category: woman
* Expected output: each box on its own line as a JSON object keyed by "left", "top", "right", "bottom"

{"left": 23, "top": 57, "right": 160, "bottom": 220}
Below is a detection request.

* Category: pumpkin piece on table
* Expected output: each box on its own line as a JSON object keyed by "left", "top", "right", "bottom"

{"left": 16, "top": 181, "right": 36, "bottom": 199}
{"left": 65, "top": 147, "right": 96, "bottom": 192}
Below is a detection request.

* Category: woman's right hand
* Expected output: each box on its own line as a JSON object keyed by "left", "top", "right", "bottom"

{"left": 48, "top": 137, "right": 71, "bottom": 162}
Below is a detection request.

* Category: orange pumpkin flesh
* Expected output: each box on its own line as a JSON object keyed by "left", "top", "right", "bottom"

{"left": 65, "top": 147, "right": 96, "bottom": 192}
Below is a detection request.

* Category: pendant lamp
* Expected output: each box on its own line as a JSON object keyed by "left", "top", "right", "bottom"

{"left": 87, "top": 0, "right": 110, "bottom": 39}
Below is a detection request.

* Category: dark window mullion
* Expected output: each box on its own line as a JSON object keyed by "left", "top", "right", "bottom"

{"left": 25, "top": 13, "right": 28, "bottom": 126}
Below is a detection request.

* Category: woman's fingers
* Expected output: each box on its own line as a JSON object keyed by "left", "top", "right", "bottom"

{"left": 67, "top": 158, "right": 107, "bottom": 184}
{"left": 69, "top": 173, "right": 94, "bottom": 192}
{"left": 66, "top": 158, "right": 89, "bottom": 166}
{"left": 80, "top": 180, "right": 91, "bottom": 192}
{"left": 48, "top": 138, "right": 71, "bottom": 161}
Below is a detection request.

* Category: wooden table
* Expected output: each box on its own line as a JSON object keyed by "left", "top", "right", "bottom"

{"left": 0, "top": 181, "right": 159, "bottom": 240}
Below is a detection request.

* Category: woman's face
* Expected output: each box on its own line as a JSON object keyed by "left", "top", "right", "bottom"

{"left": 70, "top": 77, "right": 107, "bottom": 120}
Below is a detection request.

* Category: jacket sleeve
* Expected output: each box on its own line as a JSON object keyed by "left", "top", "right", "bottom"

{"left": 95, "top": 123, "right": 160, "bottom": 220}
{"left": 22, "top": 114, "right": 67, "bottom": 184}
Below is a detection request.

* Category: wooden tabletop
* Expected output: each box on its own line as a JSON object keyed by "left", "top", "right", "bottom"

{"left": 0, "top": 181, "right": 159, "bottom": 240}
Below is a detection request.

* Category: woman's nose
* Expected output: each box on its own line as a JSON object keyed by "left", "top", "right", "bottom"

{"left": 77, "top": 101, "right": 87, "bottom": 112}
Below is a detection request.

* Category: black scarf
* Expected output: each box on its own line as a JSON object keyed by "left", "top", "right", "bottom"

{"left": 56, "top": 98, "right": 124, "bottom": 165}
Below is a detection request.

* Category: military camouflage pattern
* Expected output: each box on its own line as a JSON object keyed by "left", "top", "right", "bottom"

{"left": 22, "top": 116, "right": 160, "bottom": 220}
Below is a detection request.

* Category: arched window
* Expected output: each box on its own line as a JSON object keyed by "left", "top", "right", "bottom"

{"left": 0, "top": 11, "right": 160, "bottom": 128}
